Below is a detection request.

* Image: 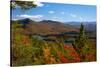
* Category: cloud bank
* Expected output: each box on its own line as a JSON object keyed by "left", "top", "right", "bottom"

{"left": 13, "top": 14, "right": 44, "bottom": 21}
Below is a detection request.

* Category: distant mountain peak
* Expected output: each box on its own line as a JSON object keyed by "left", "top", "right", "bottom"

{"left": 39, "top": 20, "right": 62, "bottom": 24}
{"left": 19, "top": 18, "right": 33, "bottom": 22}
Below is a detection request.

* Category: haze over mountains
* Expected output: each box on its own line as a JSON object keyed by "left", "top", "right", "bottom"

{"left": 65, "top": 21, "right": 96, "bottom": 32}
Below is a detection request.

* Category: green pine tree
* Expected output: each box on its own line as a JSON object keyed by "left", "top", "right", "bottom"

{"left": 75, "top": 23, "right": 90, "bottom": 61}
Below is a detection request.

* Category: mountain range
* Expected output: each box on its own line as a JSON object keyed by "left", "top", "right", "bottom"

{"left": 11, "top": 18, "right": 96, "bottom": 35}
{"left": 65, "top": 21, "right": 96, "bottom": 32}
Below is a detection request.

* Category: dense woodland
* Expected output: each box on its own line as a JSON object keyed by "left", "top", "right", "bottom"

{"left": 11, "top": 19, "right": 96, "bottom": 66}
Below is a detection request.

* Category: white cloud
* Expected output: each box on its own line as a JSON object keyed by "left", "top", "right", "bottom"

{"left": 50, "top": 16, "right": 64, "bottom": 22}
{"left": 79, "top": 17, "right": 83, "bottom": 21}
{"left": 53, "top": 17, "right": 58, "bottom": 19}
{"left": 51, "top": 17, "right": 59, "bottom": 21}
{"left": 12, "top": 18, "right": 19, "bottom": 21}
{"left": 70, "top": 13, "right": 83, "bottom": 21}
{"left": 16, "top": 14, "right": 44, "bottom": 21}
{"left": 17, "top": 14, "right": 43, "bottom": 18}
{"left": 70, "top": 14, "right": 77, "bottom": 18}
{"left": 33, "top": 1, "right": 44, "bottom": 7}
{"left": 61, "top": 12, "right": 65, "bottom": 14}
{"left": 48, "top": 11, "right": 55, "bottom": 14}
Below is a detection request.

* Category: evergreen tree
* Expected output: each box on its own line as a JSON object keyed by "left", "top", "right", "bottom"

{"left": 78, "top": 23, "right": 86, "bottom": 49}
{"left": 75, "top": 23, "right": 90, "bottom": 61}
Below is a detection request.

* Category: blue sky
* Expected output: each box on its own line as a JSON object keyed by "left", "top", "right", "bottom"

{"left": 11, "top": 2, "right": 96, "bottom": 22}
